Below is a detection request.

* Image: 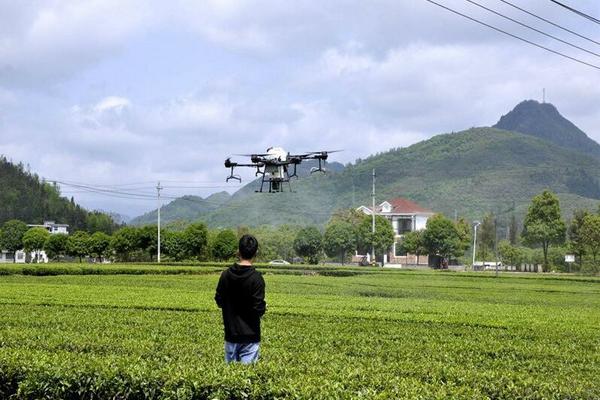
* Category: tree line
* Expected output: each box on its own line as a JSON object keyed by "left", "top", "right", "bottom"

{"left": 468, "top": 190, "right": 600, "bottom": 273}
{"left": 1, "top": 189, "right": 598, "bottom": 272}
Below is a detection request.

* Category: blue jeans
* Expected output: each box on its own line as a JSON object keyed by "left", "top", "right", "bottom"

{"left": 225, "top": 341, "right": 260, "bottom": 364}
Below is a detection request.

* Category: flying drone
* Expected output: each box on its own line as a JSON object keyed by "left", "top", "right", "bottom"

{"left": 225, "top": 147, "right": 340, "bottom": 193}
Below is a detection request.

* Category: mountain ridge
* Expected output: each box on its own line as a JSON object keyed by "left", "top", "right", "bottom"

{"left": 130, "top": 100, "right": 600, "bottom": 227}
{"left": 493, "top": 100, "right": 600, "bottom": 158}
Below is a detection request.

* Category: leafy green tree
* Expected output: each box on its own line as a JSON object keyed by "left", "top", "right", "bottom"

{"left": 89, "top": 232, "right": 111, "bottom": 262}
{"left": 478, "top": 213, "right": 495, "bottom": 260}
{"left": 581, "top": 214, "right": 600, "bottom": 268}
{"left": 323, "top": 219, "right": 357, "bottom": 264}
{"left": 401, "top": 230, "right": 426, "bottom": 264}
{"left": 138, "top": 225, "right": 158, "bottom": 261}
{"left": 422, "top": 214, "right": 465, "bottom": 267}
{"left": 509, "top": 214, "right": 519, "bottom": 245}
{"left": 253, "top": 225, "right": 299, "bottom": 262}
{"left": 548, "top": 246, "right": 568, "bottom": 272}
{"left": 455, "top": 218, "right": 472, "bottom": 256}
{"left": 44, "top": 233, "right": 68, "bottom": 261}
{"left": 22, "top": 228, "right": 50, "bottom": 262}
{"left": 294, "top": 226, "right": 323, "bottom": 264}
{"left": 498, "top": 240, "right": 523, "bottom": 269}
{"left": 110, "top": 227, "right": 141, "bottom": 262}
{"left": 522, "top": 190, "right": 566, "bottom": 271}
{"left": 86, "top": 211, "right": 118, "bottom": 234}
{"left": 211, "top": 229, "right": 238, "bottom": 261}
{"left": 358, "top": 215, "right": 395, "bottom": 265}
{"left": 183, "top": 222, "right": 208, "bottom": 260}
{"left": 568, "top": 209, "right": 589, "bottom": 270}
{"left": 0, "top": 220, "right": 28, "bottom": 262}
{"left": 163, "top": 230, "right": 187, "bottom": 261}
{"left": 67, "top": 231, "right": 91, "bottom": 262}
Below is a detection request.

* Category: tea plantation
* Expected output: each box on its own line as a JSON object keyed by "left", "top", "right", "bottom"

{"left": 0, "top": 265, "right": 598, "bottom": 399}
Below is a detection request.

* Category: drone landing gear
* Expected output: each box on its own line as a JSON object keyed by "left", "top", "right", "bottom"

{"left": 226, "top": 166, "right": 241, "bottom": 182}
{"left": 310, "top": 158, "right": 326, "bottom": 174}
{"left": 255, "top": 175, "right": 293, "bottom": 193}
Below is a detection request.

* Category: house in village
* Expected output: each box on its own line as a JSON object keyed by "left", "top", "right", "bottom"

{"left": 0, "top": 221, "right": 69, "bottom": 263}
{"left": 355, "top": 197, "right": 434, "bottom": 265}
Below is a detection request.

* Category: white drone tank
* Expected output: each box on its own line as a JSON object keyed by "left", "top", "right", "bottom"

{"left": 265, "top": 147, "right": 287, "bottom": 179}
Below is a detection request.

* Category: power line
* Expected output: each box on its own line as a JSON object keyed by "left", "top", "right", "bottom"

{"left": 550, "top": 0, "right": 600, "bottom": 25}
{"left": 464, "top": 0, "right": 600, "bottom": 58}
{"left": 422, "top": 0, "right": 600, "bottom": 71}
{"left": 53, "top": 179, "right": 338, "bottom": 218}
{"left": 498, "top": 0, "right": 600, "bottom": 47}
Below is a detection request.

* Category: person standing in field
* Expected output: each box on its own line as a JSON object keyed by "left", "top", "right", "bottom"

{"left": 215, "top": 234, "right": 266, "bottom": 364}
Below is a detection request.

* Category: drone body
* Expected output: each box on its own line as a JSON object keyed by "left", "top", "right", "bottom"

{"left": 225, "top": 147, "right": 339, "bottom": 193}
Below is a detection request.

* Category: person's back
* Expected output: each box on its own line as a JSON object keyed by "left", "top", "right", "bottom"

{"left": 215, "top": 234, "right": 266, "bottom": 363}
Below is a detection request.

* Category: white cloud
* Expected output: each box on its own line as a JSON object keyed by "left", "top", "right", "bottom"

{"left": 0, "top": 0, "right": 599, "bottom": 216}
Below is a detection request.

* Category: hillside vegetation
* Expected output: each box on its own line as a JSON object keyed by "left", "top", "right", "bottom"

{"left": 163, "top": 128, "right": 600, "bottom": 228}
{"left": 494, "top": 100, "right": 600, "bottom": 158}
{"left": 131, "top": 100, "right": 600, "bottom": 228}
{"left": 0, "top": 156, "right": 118, "bottom": 232}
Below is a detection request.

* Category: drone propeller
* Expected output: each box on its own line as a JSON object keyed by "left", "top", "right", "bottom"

{"left": 233, "top": 153, "right": 270, "bottom": 157}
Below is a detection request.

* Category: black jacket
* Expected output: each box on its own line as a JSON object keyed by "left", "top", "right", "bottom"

{"left": 215, "top": 264, "right": 266, "bottom": 343}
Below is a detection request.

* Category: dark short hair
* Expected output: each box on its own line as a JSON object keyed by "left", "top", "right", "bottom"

{"left": 239, "top": 234, "right": 258, "bottom": 260}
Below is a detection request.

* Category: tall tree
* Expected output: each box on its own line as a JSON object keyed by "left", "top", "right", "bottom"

{"left": 498, "top": 240, "right": 523, "bottom": 269}
{"left": 294, "top": 226, "right": 323, "bottom": 264}
{"left": 163, "top": 230, "right": 187, "bottom": 261}
{"left": 478, "top": 213, "right": 495, "bottom": 260}
{"left": 401, "top": 230, "right": 426, "bottom": 264}
{"left": 0, "top": 220, "right": 28, "bottom": 262}
{"left": 138, "top": 225, "right": 158, "bottom": 261}
{"left": 358, "top": 215, "right": 395, "bottom": 265}
{"left": 211, "top": 229, "right": 238, "bottom": 261}
{"left": 183, "top": 222, "right": 209, "bottom": 260}
{"left": 455, "top": 218, "right": 472, "bottom": 256}
{"left": 66, "top": 231, "right": 91, "bottom": 263}
{"left": 44, "top": 233, "right": 68, "bottom": 261}
{"left": 422, "top": 214, "right": 465, "bottom": 267}
{"left": 323, "top": 219, "right": 357, "bottom": 265}
{"left": 568, "top": 209, "right": 589, "bottom": 270}
{"left": 110, "top": 227, "right": 140, "bottom": 262}
{"left": 581, "top": 214, "right": 600, "bottom": 268}
{"left": 89, "top": 232, "right": 111, "bottom": 262}
{"left": 522, "top": 190, "right": 566, "bottom": 271}
{"left": 509, "top": 214, "right": 519, "bottom": 245}
{"left": 22, "top": 227, "right": 50, "bottom": 262}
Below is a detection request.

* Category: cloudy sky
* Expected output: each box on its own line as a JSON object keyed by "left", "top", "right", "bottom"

{"left": 1, "top": 0, "right": 599, "bottom": 217}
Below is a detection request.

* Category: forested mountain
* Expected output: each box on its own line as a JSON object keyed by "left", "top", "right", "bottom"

{"left": 0, "top": 156, "right": 118, "bottom": 232}
{"left": 494, "top": 100, "right": 600, "bottom": 158}
{"left": 130, "top": 192, "right": 231, "bottom": 226}
{"left": 132, "top": 100, "right": 600, "bottom": 228}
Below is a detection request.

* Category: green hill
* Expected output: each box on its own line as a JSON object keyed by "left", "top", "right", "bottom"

{"left": 193, "top": 128, "right": 600, "bottom": 227}
{"left": 0, "top": 156, "right": 118, "bottom": 231}
{"left": 131, "top": 101, "right": 600, "bottom": 228}
{"left": 494, "top": 100, "right": 600, "bottom": 158}
{"left": 129, "top": 191, "right": 231, "bottom": 226}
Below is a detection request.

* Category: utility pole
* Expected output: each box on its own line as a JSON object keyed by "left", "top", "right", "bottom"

{"left": 372, "top": 169, "right": 376, "bottom": 265}
{"left": 494, "top": 215, "right": 499, "bottom": 277}
{"left": 156, "top": 181, "right": 163, "bottom": 263}
{"left": 472, "top": 221, "right": 480, "bottom": 271}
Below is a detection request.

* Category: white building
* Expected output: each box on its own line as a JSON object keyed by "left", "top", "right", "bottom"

{"left": 1, "top": 221, "right": 69, "bottom": 263}
{"left": 0, "top": 250, "right": 26, "bottom": 263}
{"left": 27, "top": 221, "right": 69, "bottom": 235}
{"left": 356, "top": 197, "right": 434, "bottom": 265}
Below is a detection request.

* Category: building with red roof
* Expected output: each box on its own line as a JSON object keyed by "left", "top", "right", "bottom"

{"left": 356, "top": 197, "right": 435, "bottom": 266}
